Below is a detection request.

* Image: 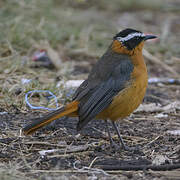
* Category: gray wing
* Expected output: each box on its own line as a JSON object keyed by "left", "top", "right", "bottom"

{"left": 73, "top": 53, "right": 134, "bottom": 130}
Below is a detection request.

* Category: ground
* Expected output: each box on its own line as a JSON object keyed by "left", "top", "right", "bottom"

{"left": 0, "top": 0, "right": 180, "bottom": 179}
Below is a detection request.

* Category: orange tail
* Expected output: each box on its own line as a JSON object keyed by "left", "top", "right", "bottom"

{"left": 22, "top": 101, "right": 79, "bottom": 135}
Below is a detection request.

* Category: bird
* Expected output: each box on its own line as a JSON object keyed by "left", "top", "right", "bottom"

{"left": 22, "top": 28, "right": 157, "bottom": 150}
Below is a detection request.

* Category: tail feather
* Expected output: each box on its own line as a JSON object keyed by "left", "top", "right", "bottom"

{"left": 22, "top": 101, "right": 79, "bottom": 135}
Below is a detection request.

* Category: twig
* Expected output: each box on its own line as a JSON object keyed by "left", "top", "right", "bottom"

{"left": 144, "top": 135, "right": 161, "bottom": 147}
{"left": 113, "top": 135, "right": 148, "bottom": 142}
{"left": 143, "top": 49, "right": 178, "bottom": 77}
{"left": 73, "top": 160, "right": 109, "bottom": 176}
{"left": 24, "top": 141, "right": 67, "bottom": 148}
{"left": 30, "top": 169, "right": 88, "bottom": 173}
{"left": 97, "top": 163, "right": 180, "bottom": 171}
{"left": 38, "top": 144, "right": 89, "bottom": 156}
{"left": 30, "top": 164, "right": 180, "bottom": 173}
{"left": 30, "top": 168, "right": 108, "bottom": 176}
{"left": 47, "top": 151, "right": 94, "bottom": 158}
{"left": 160, "top": 18, "right": 171, "bottom": 44}
{"left": 89, "top": 157, "right": 99, "bottom": 169}
{"left": 145, "top": 94, "right": 170, "bottom": 104}
{"left": 0, "top": 54, "right": 19, "bottom": 61}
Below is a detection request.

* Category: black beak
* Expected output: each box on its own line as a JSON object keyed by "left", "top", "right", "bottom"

{"left": 144, "top": 34, "right": 157, "bottom": 41}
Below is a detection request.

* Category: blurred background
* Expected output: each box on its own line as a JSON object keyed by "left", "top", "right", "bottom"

{"left": 0, "top": 0, "right": 179, "bottom": 109}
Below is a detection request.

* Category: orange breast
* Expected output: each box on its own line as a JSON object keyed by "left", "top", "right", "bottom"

{"left": 96, "top": 46, "right": 148, "bottom": 121}
{"left": 97, "top": 74, "right": 147, "bottom": 121}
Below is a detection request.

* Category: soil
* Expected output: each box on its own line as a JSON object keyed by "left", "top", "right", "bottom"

{"left": 0, "top": 82, "right": 180, "bottom": 180}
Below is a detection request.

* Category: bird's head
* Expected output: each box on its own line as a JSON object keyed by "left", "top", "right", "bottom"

{"left": 112, "top": 28, "right": 157, "bottom": 55}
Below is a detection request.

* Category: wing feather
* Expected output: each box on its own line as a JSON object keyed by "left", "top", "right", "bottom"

{"left": 73, "top": 52, "right": 134, "bottom": 130}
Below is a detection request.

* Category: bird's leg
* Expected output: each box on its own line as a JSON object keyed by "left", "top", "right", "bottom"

{"left": 111, "top": 121, "right": 133, "bottom": 151}
{"left": 105, "top": 120, "right": 116, "bottom": 148}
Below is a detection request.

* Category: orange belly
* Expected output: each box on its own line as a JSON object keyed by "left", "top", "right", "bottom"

{"left": 96, "top": 71, "right": 148, "bottom": 121}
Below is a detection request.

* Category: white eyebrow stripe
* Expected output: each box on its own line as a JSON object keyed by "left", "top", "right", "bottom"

{"left": 117, "top": 32, "right": 145, "bottom": 42}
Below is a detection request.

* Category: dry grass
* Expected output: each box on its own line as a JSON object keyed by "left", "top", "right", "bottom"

{"left": 0, "top": 0, "right": 179, "bottom": 110}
